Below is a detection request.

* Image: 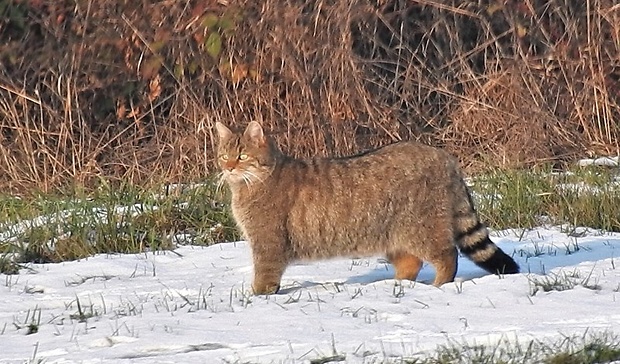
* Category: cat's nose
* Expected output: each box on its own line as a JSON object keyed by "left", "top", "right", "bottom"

{"left": 225, "top": 161, "right": 237, "bottom": 171}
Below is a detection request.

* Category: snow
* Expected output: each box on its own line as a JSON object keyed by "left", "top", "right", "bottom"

{"left": 577, "top": 156, "right": 619, "bottom": 167}
{"left": 1, "top": 227, "right": 619, "bottom": 363}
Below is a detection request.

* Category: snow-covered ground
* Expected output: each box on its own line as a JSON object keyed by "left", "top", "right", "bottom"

{"left": 1, "top": 226, "right": 619, "bottom": 363}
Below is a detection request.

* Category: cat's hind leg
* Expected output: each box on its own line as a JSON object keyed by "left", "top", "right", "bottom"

{"left": 429, "top": 247, "right": 458, "bottom": 286}
{"left": 387, "top": 251, "right": 423, "bottom": 281}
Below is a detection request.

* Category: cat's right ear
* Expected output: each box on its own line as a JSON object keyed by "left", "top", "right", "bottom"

{"left": 244, "top": 121, "right": 266, "bottom": 146}
{"left": 215, "top": 122, "right": 233, "bottom": 141}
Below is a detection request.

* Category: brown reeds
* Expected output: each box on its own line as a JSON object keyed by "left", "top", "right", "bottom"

{"left": 0, "top": 0, "right": 618, "bottom": 193}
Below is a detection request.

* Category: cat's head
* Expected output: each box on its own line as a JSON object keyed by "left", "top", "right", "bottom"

{"left": 215, "top": 121, "right": 281, "bottom": 187}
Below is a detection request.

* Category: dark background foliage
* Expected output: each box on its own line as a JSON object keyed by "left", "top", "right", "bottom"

{"left": 0, "top": 0, "right": 618, "bottom": 192}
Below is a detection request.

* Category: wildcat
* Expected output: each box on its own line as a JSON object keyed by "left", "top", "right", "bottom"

{"left": 215, "top": 121, "right": 519, "bottom": 294}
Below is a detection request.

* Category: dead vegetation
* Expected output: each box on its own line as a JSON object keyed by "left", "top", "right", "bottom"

{"left": 0, "top": 0, "right": 619, "bottom": 192}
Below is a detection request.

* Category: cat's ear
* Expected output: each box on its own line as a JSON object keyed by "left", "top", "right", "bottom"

{"left": 215, "top": 122, "right": 233, "bottom": 141}
{"left": 244, "top": 121, "right": 265, "bottom": 146}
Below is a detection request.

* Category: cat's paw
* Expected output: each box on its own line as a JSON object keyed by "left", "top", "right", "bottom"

{"left": 252, "top": 281, "right": 280, "bottom": 295}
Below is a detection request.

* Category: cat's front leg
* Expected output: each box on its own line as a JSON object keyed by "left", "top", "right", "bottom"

{"left": 250, "top": 240, "right": 288, "bottom": 295}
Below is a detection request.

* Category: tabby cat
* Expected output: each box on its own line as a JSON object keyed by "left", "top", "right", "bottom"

{"left": 215, "top": 121, "right": 519, "bottom": 294}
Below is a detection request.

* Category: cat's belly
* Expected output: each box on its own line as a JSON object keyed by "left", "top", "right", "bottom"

{"left": 287, "top": 217, "right": 389, "bottom": 260}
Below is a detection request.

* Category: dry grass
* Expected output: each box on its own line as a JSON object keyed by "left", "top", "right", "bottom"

{"left": 0, "top": 0, "right": 619, "bottom": 192}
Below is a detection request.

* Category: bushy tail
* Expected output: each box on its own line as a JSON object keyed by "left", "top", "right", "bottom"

{"left": 452, "top": 179, "right": 519, "bottom": 275}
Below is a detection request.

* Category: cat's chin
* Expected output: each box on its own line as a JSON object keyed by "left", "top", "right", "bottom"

{"left": 222, "top": 172, "right": 254, "bottom": 187}
{"left": 222, "top": 173, "right": 244, "bottom": 184}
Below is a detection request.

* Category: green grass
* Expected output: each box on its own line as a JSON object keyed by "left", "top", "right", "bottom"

{"left": 262, "top": 331, "right": 620, "bottom": 364}
{"left": 12, "top": 306, "right": 41, "bottom": 336}
{"left": 401, "top": 331, "right": 620, "bottom": 364}
{"left": 472, "top": 165, "right": 620, "bottom": 232}
{"left": 0, "top": 165, "right": 619, "bottom": 272}
{"left": 0, "top": 179, "right": 238, "bottom": 273}
{"left": 527, "top": 269, "right": 601, "bottom": 296}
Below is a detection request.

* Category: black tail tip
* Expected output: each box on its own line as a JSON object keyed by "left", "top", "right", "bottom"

{"left": 477, "top": 249, "right": 520, "bottom": 275}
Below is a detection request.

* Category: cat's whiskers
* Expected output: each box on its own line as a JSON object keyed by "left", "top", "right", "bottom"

{"left": 243, "top": 170, "right": 265, "bottom": 186}
{"left": 217, "top": 167, "right": 258, "bottom": 190}
{"left": 215, "top": 171, "right": 227, "bottom": 194}
{"left": 241, "top": 173, "right": 253, "bottom": 189}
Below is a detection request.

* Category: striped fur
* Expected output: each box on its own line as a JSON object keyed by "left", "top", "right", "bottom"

{"left": 450, "top": 171, "right": 520, "bottom": 275}
{"left": 216, "top": 121, "right": 519, "bottom": 295}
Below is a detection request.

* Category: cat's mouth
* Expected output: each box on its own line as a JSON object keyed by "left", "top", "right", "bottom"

{"left": 220, "top": 168, "right": 263, "bottom": 188}
{"left": 221, "top": 169, "right": 241, "bottom": 182}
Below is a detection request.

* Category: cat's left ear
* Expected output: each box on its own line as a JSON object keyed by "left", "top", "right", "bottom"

{"left": 244, "top": 121, "right": 265, "bottom": 146}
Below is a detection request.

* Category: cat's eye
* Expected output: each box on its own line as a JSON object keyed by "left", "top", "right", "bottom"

{"left": 220, "top": 154, "right": 229, "bottom": 161}
{"left": 239, "top": 153, "right": 249, "bottom": 160}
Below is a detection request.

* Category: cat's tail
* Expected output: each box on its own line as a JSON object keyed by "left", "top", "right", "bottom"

{"left": 452, "top": 180, "right": 520, "bottom": 275}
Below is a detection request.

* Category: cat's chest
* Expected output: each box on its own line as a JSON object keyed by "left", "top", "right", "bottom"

{"left": 230, "top": 195, "right": 268, "bottom": 237}
{"left": 230, "top": 189, "right": 284, "bottom": 238}
{"left": 230, "top": 199, "right": 250, "bottom": 234}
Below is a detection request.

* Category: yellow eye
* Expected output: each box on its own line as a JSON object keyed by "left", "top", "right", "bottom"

{"left": 239, "top": 153, "right": 249, "bottom": 160}
{"left": 220, "top": 154, "right": 229, "bottom": 161}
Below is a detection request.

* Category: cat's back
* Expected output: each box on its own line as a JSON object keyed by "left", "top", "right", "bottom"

{"left": 346, "top": 140, "right": 452, "bottom": 164}
{"left": 277, "top": 140, "right": 457, "bottom": 200}
{"left": 292, "top": 141, "right": 454, "bottom": 180}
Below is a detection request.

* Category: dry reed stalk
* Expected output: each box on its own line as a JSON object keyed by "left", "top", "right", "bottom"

{"left": 0, "top": 0, "right": 618, "bottom": 193}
